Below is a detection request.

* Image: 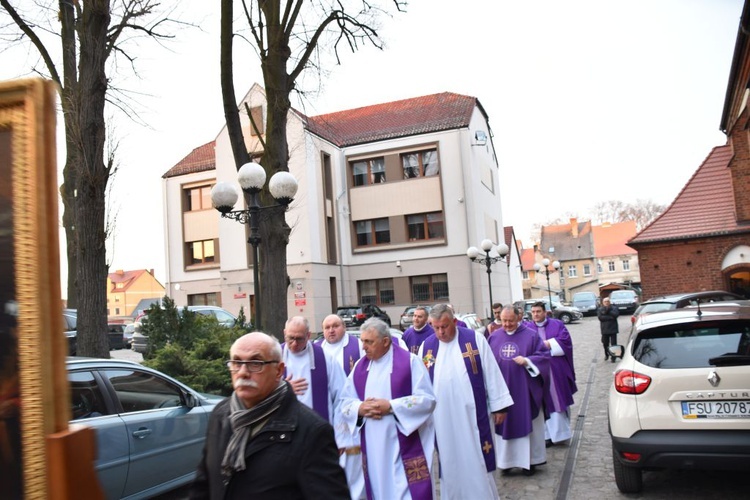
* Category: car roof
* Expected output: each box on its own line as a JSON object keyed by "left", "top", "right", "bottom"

{"left": 641, "top": 290, "right": 742, "bottom": 304}
{"left": 633, "top": 301, "right": 750, "bottom": 330}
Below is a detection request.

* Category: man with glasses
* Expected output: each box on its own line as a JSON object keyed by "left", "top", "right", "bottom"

{"left": 190, "top": 332, "right": 349, "bottom": 498}
{"left": 282, "top": 317, "right": 347, "bottom": 431}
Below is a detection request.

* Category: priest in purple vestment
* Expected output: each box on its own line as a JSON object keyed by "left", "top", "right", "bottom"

{"left": 402, "top": 306, "right": 434, "bottom": 354}
{"left": 529, "top": 302, "right": 577, "bottom": 445}
{"left": 488, "top": 304, "right": 550, "bottom": 476}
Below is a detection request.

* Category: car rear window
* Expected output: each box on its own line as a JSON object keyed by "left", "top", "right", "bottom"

{"left": 638, "top": 302, "right": 675, "bottom": 315}
{"left": 633, "top": 320, "right": 750, "bottom": 368}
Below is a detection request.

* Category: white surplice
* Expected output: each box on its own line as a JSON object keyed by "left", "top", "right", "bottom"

{"left": 321, "top": 333, "right": 366, "bottom": 500}
{"left": 282, "top": 341, "right": 346, "bottom": 431}
{"left": 420, "top": 330, "right": 513, "bottom": 500}
{"left": 339, "top": 346, "right": 436, "bottom": 500}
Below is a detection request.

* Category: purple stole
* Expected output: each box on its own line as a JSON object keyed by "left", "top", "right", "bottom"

{"left": 316, "top": 335, "right": 361, "bottom": 376}
{"left": 422, "top": 328, "right": 496, "bottom": 472}
{"left": 353, "top": 345, "right": 432, "bottom": 500}
{"left": 282, "top": 342, "right": 329, "bottom": 421}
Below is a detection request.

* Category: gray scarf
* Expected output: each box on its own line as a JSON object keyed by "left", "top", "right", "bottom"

{"left": 221, "top": 380, "right": 288, "bottom": 478}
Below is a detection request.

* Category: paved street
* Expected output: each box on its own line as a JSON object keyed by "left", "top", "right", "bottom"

{"left": 112, "top": 316, "right": 750, "bottom": 499}
{"left": 490, "top": 315, "right": 750, "bottom": 500}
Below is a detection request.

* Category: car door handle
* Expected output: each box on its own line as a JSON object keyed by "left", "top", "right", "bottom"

{"left": 132, "top": 428, "right": 152, "bottom": 439}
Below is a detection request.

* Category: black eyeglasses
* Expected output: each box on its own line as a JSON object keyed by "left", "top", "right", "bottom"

{"left": 226, "top": 360, "right": 280, "bottom": 373}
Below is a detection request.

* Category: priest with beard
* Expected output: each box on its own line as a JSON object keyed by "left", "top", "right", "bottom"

{"left": 488, "top": 304, "right": 550, "bottom": 476}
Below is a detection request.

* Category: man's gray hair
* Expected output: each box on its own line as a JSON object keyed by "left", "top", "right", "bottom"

{"left": 414, "top": 306, "right": 429, "bottom": 315}
{"left": 360, "top": 317, "right": 391, "bottom": 339}
{"left": 429, "top": 303, "right": 454, "bottom": 321}
{"left": 503, "top": 304, "right": 522, "bottom": 318}
{"left": 231, "top": 332, "right": 282, "bottom": 361}
{"left": 285, "top": 316, "right": 310, "bottom": 332}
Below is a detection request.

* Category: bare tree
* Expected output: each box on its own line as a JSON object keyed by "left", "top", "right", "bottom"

{"left": 591, "top": 199, "right": 665, "bottom": 231}
{"left": 0, "top": 0, "right": 179, "bottom": 357}
{"left": 220, "top": 0, "right": 405, "bottom": 338}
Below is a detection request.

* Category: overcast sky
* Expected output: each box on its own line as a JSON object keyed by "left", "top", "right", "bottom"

{"left": 0, "top": 0, "right": 744, "bottom": 287}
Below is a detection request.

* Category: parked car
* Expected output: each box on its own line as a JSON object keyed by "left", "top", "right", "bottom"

{"left": 399, "top": 305, "right": 432, "bottom": 331}
{"left": 608, "top": 289, "right": 639, "bottom": 314}
{"left": 67, "top": 357, "right": 223, "bottom": 498}
{"left": 455, "top": 312, "right": 484, "bottom": 331}
{"left": 132, "top": 305, "right": 237, "bottom": 354}
{"left": 336, "top": 304, "right": 391, "bottom": 329}
{"left": 572, "top": 291, "right": 599, "bottom": 316}
{"left": 122, "top": 323, "right": 135, "bottom": 349}
{"left": 630, "top": 290, "right": 744, "bottom": 327}
{"left": 608, "top": 302, "right": 750, "bottom": 493}
{"left": 515, "top": 299, "right": 583, "bottom": 324}
{"left": 106, "top": 324, "right": 127, "bottom": 350}
{"left": 63, "top": 309, "right": 77, "bottom": 356}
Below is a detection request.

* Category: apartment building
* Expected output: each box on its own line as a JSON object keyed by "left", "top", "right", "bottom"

{"left": 106, "top": 269, "right": 164, "bottom": 318}
{"left": 162, "top": 84, "right": 513, "bottom": 328}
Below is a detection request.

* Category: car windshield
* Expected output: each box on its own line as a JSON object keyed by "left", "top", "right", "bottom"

{"left": 633, "top": 320, "right": 750, "bottom": 368}
{"left": 611, "top": 291, "right": 634, "bottom": 299}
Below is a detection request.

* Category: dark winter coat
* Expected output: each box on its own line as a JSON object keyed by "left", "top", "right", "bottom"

{"left": 189, "top": 382, "right": 349, "bottom": 500}
{"left": 597, "top": 305, "right": 620, "bottom": 336}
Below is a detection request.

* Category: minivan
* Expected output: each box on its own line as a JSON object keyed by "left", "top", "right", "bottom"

{"left": 572, "top": 292, "right": 599, "bottom": 316}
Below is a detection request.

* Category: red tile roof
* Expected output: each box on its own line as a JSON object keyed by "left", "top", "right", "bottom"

{"left": 163, "top": 141, "right": 216, "bottom": 179}
{"left": 630, "top": 145, "right": 750, "bottom": 244}
{"left": 520, "top": 248, "right": 537, "bottom": 271}
{"left": 108, "top": 269, "right": 147, "bottom": 292}
{"left": 503, "top": 226, "right": 516, "bottom": 266}
{"left": 592, "top": 221, "right": 637, "bottom": 257}
{"left": 305, "top": 92, "right": 480, "bottom": 147}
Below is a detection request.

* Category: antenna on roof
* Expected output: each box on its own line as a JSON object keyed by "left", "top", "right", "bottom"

{"left": 696, "top": 299, "right": 703, "bottom": 318}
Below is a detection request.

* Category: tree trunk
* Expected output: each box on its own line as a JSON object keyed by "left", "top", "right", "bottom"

{"left": 74, "top": 1, "right": 111, "bottom": 358}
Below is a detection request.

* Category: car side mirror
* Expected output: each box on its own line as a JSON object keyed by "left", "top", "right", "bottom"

{"left": 608, "top": 345, "right": 624, "bottom": 359}
{"left": 184, "top": 392, "right": 198, "bottom": 409}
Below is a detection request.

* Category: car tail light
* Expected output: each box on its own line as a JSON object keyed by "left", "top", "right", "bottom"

{"left": 356, "top": 313, "right": 366, "bottom": 320}
{"left": 631, "top": 315, "right": 636, "bottom": 324}
{"left": 614, "top": 369, "right": 652, "bottom": 394}
{"left": 620, "top": 451, "right": 641, "bottom": 462}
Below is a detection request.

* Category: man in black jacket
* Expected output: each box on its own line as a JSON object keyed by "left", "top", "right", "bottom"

{"left": 190, "top": 332, "right": 349, "bottom": 499}
{"left": 597, "top": 297, "right": 620, "bottom": 363}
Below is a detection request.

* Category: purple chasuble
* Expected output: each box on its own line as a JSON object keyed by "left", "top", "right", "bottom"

{"left": 532, "top": 319, "right": 577, "bottom": 413}
{"left": 353, "top": 345, "right": 432, "bottom": 500}
{"left": 421, "top": 328, "right": 496, "bottom": 472}
{"left": 316, "top": 335, "right": 361, "bottom": 376}
{"left": 282, "top": 342, "right": 329, "bottom": 421}
{"left": 403, "top": 324, "right": 435, "bottom": 354}
{"left": 487, "top": 323, "right": 549, "bottom": 439}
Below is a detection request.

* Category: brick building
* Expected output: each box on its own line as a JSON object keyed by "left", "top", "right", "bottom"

{"left": 628, "top": 3, "right": 750, "bottom": 299}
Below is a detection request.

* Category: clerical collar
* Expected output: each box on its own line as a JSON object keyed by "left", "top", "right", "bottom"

{"left": 535, "top": 320, "right": 547, "bottom": 327}
{"left": 326, "top": 334, "right": 348, "bottom": 347}
{"left": 505, "top": 328, "right": 518, "bottom": 335}
{"left": 493, "top": 320, "right": 502, "bottom": 325}
{"left": 414, "top": 324, "right": 427, "bottom": 332}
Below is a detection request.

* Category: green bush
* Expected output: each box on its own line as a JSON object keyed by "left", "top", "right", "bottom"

{"left": 140, "top": 297, "right": 245, "bottom": 395}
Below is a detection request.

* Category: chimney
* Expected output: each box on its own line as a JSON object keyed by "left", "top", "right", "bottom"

{"left": 570, "top": 218, "right": 578, "bottom": 238}
{"left": 149, "top": 268, "right": 154, "bottom": 275}
{"left": 116, "top": 269, "right": 124, "bottom": 275}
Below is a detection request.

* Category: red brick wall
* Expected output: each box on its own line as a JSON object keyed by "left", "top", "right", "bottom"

{"left": 728, "top": 108, "right": 750, "bottom": 222}
{"left": 634, "top": 233, "right": 750, "bottom": 300}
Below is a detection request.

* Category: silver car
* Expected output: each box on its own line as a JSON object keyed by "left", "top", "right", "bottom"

{"left": 67, "top": 357, "right": 223, "bottom": 498}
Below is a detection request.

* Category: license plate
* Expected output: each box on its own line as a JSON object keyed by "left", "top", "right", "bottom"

{"left": 681, "top": 400, "right": 750, "bottom": 419}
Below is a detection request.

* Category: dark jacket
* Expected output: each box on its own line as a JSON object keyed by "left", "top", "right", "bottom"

{"left": 189, "top": 383, "right": 349, "bottom": 500}
{"left": 597, "top": 305, "right": 620, "bottom": 336}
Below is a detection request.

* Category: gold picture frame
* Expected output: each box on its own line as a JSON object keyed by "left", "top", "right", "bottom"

{"left": 0, "top": 78, "right": 71, "bottom": 499}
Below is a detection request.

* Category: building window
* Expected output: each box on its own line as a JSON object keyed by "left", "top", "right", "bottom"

{"left": 355, "top": 219, "right": 390, "bottom": 246}
{"left": 522, "top": 271, "right": 529, "bottom": 280}
{"left": 583, "top": 264, "right": 591, "bottom": 276}
{"left": 188, "top": 293, "right": 220, "bottom": 307}
{"left": 401, "top": 149, "right": 439, "bottom": 179}
{"left": 358, "top": 279, "right": 394, "bottom": 305}
{"left": 406, "top": 212, "right": 444, "bottom": 241}
{"left": 115, "top": 308, "right": 120, "bottom": 315}
{"left": 188, "top": 239, "right": 216, "bottom": 265}
{"left": 116, "top": 282, "right": 124, "bottom": 289}
{"left": 185, "top": 185, "right": 213, "bottom": 211}
{"left": 352, "top": 157, "right": 386, "bottom": 186}
{"left": 115, "top": 296, "right": 120, "bottom": 302}
{"left": 622, "top": 259, "right": 630, "bottom": 271}
{"left": 608, "top": 261, "right": 616, "bottom": 272}
{"left": 597, "top": 262, "right": 603, "bottom": 273}
{"left": 567, "top": 265, "right": 577, "bottom": 278}
{"left": 411, "top": 274, "right": 449, "bottom": 302}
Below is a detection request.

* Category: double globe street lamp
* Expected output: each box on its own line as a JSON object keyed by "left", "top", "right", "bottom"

{"left": 467, "top": 239, "right": 510, "bottom": 318}
{"left": 533, "top": 258, "right": 560, "bottom": 307}
{"left": 210, "top": 161, "right": 299, "bottom": 332}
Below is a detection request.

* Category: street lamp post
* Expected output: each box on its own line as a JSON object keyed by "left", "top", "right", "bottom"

{"left": 210, "top": 161, "right": 299, "bottom": 332}
{"left": 467, "top": 239, "right": 510, "bottom": 319}
{"left": 533, "top": 258, "right": 561, "bottom": 307}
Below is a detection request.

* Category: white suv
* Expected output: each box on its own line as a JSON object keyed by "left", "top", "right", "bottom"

{"left": 608, "top": 302, "right": 750, "bottom": 493}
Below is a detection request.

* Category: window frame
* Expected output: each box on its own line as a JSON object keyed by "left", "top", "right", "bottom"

{"left": 401, "top": 148, "right": 440, "bottom": 179}
{"left": 351, "top": 157, "right": 386, "bottom": 186}
{"left": 410, "top": 273, "right": 449, "bottom": 303}
{"left": 406, "top": 212, "right": 444, "bottom": 241}
{"left": 355, "top": 218, "right": 391, "bottom": 247}
{"left": 358, "top": 278, "right": 395, "bottom": 306}
{"left": 184, "top": 184, "right": 214, "bottom": 212}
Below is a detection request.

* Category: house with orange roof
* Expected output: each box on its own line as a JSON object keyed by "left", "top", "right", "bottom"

{"left": 592, "top": 221, "right": 640, "bottom": 294}
{"left": 161, "top": 84, "right": 517, "bottom": 325}
{"left": 106, "top": 269, "right": 165, "bottom": 318}
{"left": 628, "top": 2, "right": 750, "bottom": 300}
